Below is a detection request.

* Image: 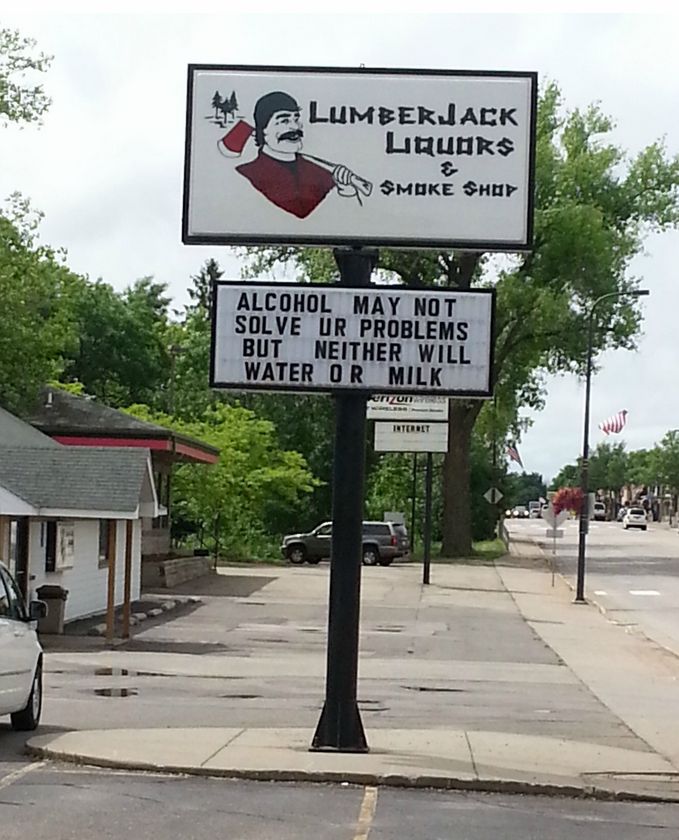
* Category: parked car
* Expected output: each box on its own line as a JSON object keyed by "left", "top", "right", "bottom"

{"left": 281, "top": 521, "right": 410, "bottom": 566}
{"left": 623, "top": 507, "right": 648, "bottom": 531}
{"left": 592, "top": 501, "right": 607, "bottom": 521}
{"left": 0, "top": 562, "right": 46, "bottom": 731}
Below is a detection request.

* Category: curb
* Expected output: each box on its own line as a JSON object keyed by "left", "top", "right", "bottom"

{"left": 25, "top": 743, "right": 679, "bottom": 803}
{"left": 87, "top": 596, "right": 202, "bottom": 637}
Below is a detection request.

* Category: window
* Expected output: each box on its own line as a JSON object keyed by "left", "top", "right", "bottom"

{"left": 45, "top": 521, "right": 57, "bottom": 573}
{"left": 0, "top": 566, "right": 27, "bottom": 621}
{"left": 98, "top": 520, "right": 114, "bottom": 569}
{"left": 316, "top": 523, "right": 332, "bottom": 537}
{"left": 56, "top": 522, "right": 75, "bottom": 570}
{"left": 364, "top": 524, "right": 390, "bottom": 536}
{"left": 152, "top": 470, "right": 170, "bottom": 530}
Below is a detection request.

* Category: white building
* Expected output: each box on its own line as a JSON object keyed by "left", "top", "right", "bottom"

{"left": 0, "top": 407, "right": 161, "bottom": 626}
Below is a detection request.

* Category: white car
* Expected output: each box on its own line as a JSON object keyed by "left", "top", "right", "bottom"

{"left": 0, "top": 562, "right": 45, "bottom": 731}
{"left": 623, "top": 507, "right": 648, "bottom": 532}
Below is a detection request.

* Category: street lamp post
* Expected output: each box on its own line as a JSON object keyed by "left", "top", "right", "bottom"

{"left": 574, "top": 289, "right": 650, "bottom": 604}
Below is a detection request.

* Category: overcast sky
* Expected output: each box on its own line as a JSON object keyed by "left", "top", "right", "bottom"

{"left": 2, "top": 9, "right": 677, "bottom": 481}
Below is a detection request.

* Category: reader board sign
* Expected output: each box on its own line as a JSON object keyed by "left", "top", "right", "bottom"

{"left": 210, "top": 282, "right": 494, "bottom": 396}
{"left": 183, "top": 65, "right": 537, "bottom": 250}
{"left": 375, "top": 421, "right": 449, "bottom": 453}
{"left": 367, "top": 395, "right": 448, "bottom": 421}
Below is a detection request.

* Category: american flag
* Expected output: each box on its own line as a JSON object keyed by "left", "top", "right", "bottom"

{"left": 599, "top": 409, "right": 628, "bottom": 435}
{"left": 506, "top": 444, "right": 524, "bottom": 469}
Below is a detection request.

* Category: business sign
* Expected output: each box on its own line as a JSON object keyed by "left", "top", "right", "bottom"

{"left": 211, "top": 282, "right": 494, "bottom": 396}
{"left": 184, "top": 65, "right": 537, "bottom": 250}
{"left": 367, "top": 395, "right": 448, "bottom": 421}
{"left": 375, "top": 421, "right": 448, "bottom": 453}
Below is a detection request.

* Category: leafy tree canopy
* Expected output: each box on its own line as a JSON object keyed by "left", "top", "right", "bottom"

{"left": 125, "top": 403, "right": 320, "bottom": 559}
{"left": 0, "top": 27, "right": 52, "bottom": 126}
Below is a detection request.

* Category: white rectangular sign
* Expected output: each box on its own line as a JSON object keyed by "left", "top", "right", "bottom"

{"left": 375, "top": 422, "right": 449, "bottom": 453}
{"left": 211, "top": 283, "right": 494, "bottom": 396}
{"left": 184, "top": 65, "right": 537, "bottom": 250}
{"left": 367, "top": 395, "right": 448, "bottom": 421}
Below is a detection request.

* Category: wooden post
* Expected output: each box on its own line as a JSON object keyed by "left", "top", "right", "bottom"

{"left": 105, "top": 520, "right": 117, "bottom": 644}
{"left": 122, "top": 519, "right": 133, "bottom": 639}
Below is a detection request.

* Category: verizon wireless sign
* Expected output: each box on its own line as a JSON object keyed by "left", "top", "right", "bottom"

{"left": 368, "top": 395, "right": 448, "bottom": 421}
{"left": 210, "top": 283, "right": 494, "bottom": 396}
{"left": 184, "top": 65, "right": 537, "bottom": 250}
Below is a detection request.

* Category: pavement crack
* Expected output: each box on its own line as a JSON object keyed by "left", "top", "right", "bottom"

{"left": 199, "top": 728, "right": 246, "bottom": 767}
{"left": 464, "top": 731, "right": 479, "bottom": 779}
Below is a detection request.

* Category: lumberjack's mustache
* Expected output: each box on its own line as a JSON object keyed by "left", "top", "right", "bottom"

{"left": 278, "top": 129, "right": 304, "bottom": 142}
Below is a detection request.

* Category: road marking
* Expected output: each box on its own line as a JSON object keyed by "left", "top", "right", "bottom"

{"left": 629, "top": 590, "right": 660, "bottom": 596}
{"left": 354, "top": 785, "right": 378, "bottom": 840}
{"left": 0, "top": 761, "right": 45, "bottom": 791}
{"left": 594, "top": 591, "right": 608, "bottom": 596}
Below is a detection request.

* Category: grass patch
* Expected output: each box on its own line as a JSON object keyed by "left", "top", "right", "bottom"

{"left": 410, "top": 537, "right": 507, "bottom": 565}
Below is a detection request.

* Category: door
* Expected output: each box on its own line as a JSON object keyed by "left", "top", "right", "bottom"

{"left": 310, "top": 522, "right": 332, "bottom": 558}
{"left": 0, "top": 565, "right": 34, "bottom": 714}
{"left": 12, "top": 518, "right": 30, "bottom": 601}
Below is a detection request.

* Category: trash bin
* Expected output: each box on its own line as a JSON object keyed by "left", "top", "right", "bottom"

{"left": 35, "top": 584, "right": 69, "bottom": 635}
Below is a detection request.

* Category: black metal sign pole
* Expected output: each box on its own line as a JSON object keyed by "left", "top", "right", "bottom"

{"left": 311, "top": 247, "right": 376, "bottom": 753}
{"left": 422, "top": 452, "right": 433, "bottom": 585}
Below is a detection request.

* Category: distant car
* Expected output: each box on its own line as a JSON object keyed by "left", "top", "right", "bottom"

{"left": 281, "top": 521, "right": 410, "bottom": 566}
{"left": 512, "top": 506, "right": 529, "bottom": 519}
{"left": 623, "top": 507, "right": 647, "bottom": 531}
{"left": 528, "top": 502, "right": 542, "bottom": 518}
{"left": 592, "top": 501, "right": 606, "bottom": 521}
{"left": 0, "top": 562, "right": 46, "bottom": 731}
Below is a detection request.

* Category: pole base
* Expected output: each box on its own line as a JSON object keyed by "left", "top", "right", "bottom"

{"left": 573, "top": 596, "right": 588, "bottom": 604}
{"left": 310, "top": 702, "right": 369, "bottom": 753}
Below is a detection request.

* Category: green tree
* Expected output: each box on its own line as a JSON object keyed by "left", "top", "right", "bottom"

{"left": 550, "top": 463, "right": 579, "bottom": 490}
{"left": 243, "top": 82, "right": 679, "bottom": 556}
{"left": 588, "top": 442, "right": 628, "bottom": 496}
{"left": 0, "top": 27, "right": 52, "bottom": 126}
{"left": 187, "top": 257, "right": 222, "bottom": 316}
{"left": 505, "top": 471, "right": 547, "bottom": 507}
{"left": 126, "top": 403, "right": 319, "bottom": 558}
{"left": 0, "top": 199, "right": 80, "bottom": 412}
{"left": 655, "top": 431, "right": 679, "bottom": 495}
{"left": 61, "top": 276, "right": 172, "bottom": 407}
{"left": 626, "top": 448, "right": 658, "bottom": 488}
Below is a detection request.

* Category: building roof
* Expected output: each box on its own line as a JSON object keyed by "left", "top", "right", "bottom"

{"left": 24, "top": 387, "right": 219, "bottom": 464}
{"left": 0, "top": 446, "right": 152, "bottom": 516}
{"left": 0, "top": 405, "right": 58, "bottom": 449}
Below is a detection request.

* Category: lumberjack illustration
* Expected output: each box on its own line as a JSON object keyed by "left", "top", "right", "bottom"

{"left": 218, "top": 91, "right": 372, "bottom": 219}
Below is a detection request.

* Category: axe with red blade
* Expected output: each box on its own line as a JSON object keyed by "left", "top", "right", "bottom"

{"left": 218, "top": 119, "right": 373, "bottom": 198}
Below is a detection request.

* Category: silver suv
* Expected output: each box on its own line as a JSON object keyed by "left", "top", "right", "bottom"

{"left": 281, "top": 521, "right": 410, "bottom": 566}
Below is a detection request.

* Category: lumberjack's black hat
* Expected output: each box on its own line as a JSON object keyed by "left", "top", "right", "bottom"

{"left": 253, "top": 91, "right": 301, "bottom": 146}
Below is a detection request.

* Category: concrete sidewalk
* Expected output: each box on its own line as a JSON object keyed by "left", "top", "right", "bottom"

{"left": 27, "top": 544, "right": 679, "bottom": 801}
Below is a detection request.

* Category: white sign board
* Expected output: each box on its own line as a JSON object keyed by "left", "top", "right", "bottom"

{"left": 211, "top": 283, "right": 494, "bottom": 396}
{"left": 484, "top": 487, "right": 503, "bottom": 504}
{"left": 542, "top": 504, "right": 568, "bottom": 529}
{"left": 184, "top": 65, "right": 537, "bottom": 250}
{"left": 367, "top": 395, "right": 448, "bottom": 421}
{"left": 374, "top": 422, "right": 448, "bottom": 453}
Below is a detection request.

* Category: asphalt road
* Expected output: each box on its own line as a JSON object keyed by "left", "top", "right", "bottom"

{"left": 1, "top": 763, "right": 679, "bottom": 839}
{"left": 508, "top": 518, "right": 679, "bottom": 656}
